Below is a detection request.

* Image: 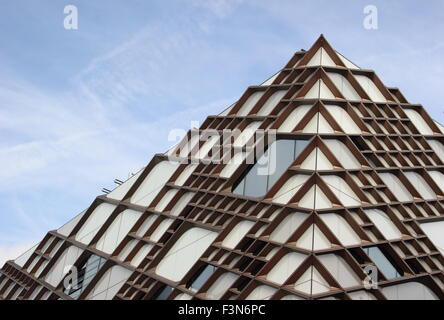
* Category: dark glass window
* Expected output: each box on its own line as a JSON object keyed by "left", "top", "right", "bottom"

{"left": 187, "top": 264, "right": 217, "bottom": 293}
{"left": 364, "top": 246, "right": 403, "bottom": 279}
{"left": 233, "top": 139, "right": 309, "bottom": 198}
{"left": 153, "top": 285, "right": 173, "bottom": 300}
{"left": 63, "top": 254, "right": 106, "bottom": 299}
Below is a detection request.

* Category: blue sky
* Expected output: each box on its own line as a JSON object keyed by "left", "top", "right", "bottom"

{"left": 1, "top": 0, "right": 443, "bottom": 265}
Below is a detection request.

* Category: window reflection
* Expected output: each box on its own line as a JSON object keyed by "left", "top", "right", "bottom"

{"left": 234, "top": 139, "right": 309, "bottom": 198}
{"left": 64, "top": 254, "right": 106, "bottom": 299}
{"left": 364, "top": 246, "right": 403, "bottom": 279}
{"left": 153, "top": 285, "right": 173, "bottom": 300}
{"left": 187, "top": 264, "right": 217, "bottom": 292}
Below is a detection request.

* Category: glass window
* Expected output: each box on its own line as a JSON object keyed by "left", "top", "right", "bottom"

{"left": 233, "top": 139, "right": 309, "bottom": 198}
{"left": 268, "top": 140, "right": 298, "bottom": 187}
{"left": 242, "top": 166, "right": 268, "bottom": 197}
{"left": 364, "top": 246, "right": 403, "bottom": 279}
{"left": 153, "top": 285, "right": 173, "bottom": 300}
{"left": 64, "top": 254, "right": 106, "bottom": 299}
{"left": 187, "top": 264, "right": 217, "bottom": 292}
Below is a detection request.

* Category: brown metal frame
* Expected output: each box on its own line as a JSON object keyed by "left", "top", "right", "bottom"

{"left": 1, "top": 35, "right": 443, "bottom": 300}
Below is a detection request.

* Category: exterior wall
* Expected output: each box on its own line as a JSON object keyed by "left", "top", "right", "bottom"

{"left": 1, "top": 35, "right": 443, "bottom": 301}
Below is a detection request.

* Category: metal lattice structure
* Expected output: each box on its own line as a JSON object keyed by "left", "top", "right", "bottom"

{"left": 1, "top": 35, "right": 444, "bottom": 300}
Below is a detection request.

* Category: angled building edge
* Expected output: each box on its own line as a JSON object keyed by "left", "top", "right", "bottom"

{"left": 1, "top": 35, "right": 443, "bottom": 300}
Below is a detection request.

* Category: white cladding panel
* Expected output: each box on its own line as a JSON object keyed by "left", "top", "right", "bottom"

{"left": 318, "top": 254, "right": 361, "bottom": 288}
{"left": 269, "top": 212, "right": 307, "bottom": 243}
{"left": 428, "top": 140, "right": 444, "bottom": 163}
{"left": 206, "top": 272, "right": 238, "bottom": 299}
{"left": 365, "top": 209, "right": 402, "bottom": 240}
{"left": 257, "top": 90, "right": 286, "bottom": 116}
{"left": 348, "top": 290, "right": 376, "bottom": 300}
{"left": 130, "top": 161, "right": 180, "bottom": 207}
{"left": 327, "top": 72, "right": 360, "bottom": 101}
{"left": 404, "top": 109, "right": 433, "bottom": 135}
{"left": 169, "top": 192, "right": 195, "bottom": 216}
{"left": 354, "top": 74, "right": 387, "bottom": 102}
{"left": 45, "top": 246, "right": 83, "bottom": 287}
{"left": 325, "top": 105, "right": 361, "bottom": 134}
{"left": 197, "top": 135, "right": 219, "bottom": 159}
{"left": 336, "top": 51, "right": 360, "bottom": 69}
{"left": 428, "top": 170, "right": 444, "bottom": 193}
{"left": 420, "top": 220, "right": 444, "bottom": 255}
{"left": 219, "top": 152, "right": 246, "bottom": 178}
{"left": 246, "top": 285, "right": 276, "bottom": 300}
{"left": 233, "top": 122, "right": 261, "bottom": 148}
{"left": 107, "top": 170, "right": 143, "bottom": 201}
{"left": 75, "top": 203, "right": 116, "bottom": 245}
{"left": 301, "top": 148, "right": 333, "bottom": 170}
{"left": 237, "top": 91, "right": 263, "bottom": 116}
{"left": 278, "top": 105, "right": 312, "bottom": 133}
{"left": 96, "top": 209, "right": 142, "bottom": 254}
{"left": 261, "top": 72, "right": 280, "bottom": 86}
{"left": 306, "top": 48, "right": 336, "bottom": 67}
{"left": 179, "top": 134, "right": 200, "bottom": 158}
{"left": 155, "top": 189, "right": 179, "bottom": 212}
{"left": 382, "top": 282, "right": 438, "bottom": 300}
{"left": 266, "top": 252, "right": 306, "bottom": 285}
{"left": 323, "top": 139, "right": 361, "bottom": 169}
{"left": 131, "top": 244, "right": 154, "bottom": 267}
{"left": 150, "top": 219, "right": 174, "bottom": 242}
{"left": 320, "top": 213, "right": 361, "bottom": 246}
{"left": 57, "top": 210, "right": 86, "bottom": 237}
{"left": 305, "top": 80, "right": 335, "bottom": 99}
{"left": 404, "top": 171, "right": 436, "bottom": 200}
{"left": 155, "top": 228, "right": 218, "bottom": 282}
{"left": 379, "top": 173, "right": 413, "bottom": 202}
{"left": 174, "top": 164, "right": 197, "bottom": 186}
{"left": 222, "top": 220, "right": 254, "bottom": 249}
{"left": 322, "top": 175, "right": 361, "bottom": 207}
{"left": 272, "top": 175, "right": 309, "bottom": 204}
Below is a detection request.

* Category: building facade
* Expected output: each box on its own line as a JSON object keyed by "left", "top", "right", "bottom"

{"left": 1, "top": 36, "right": 443, "bottom": 300}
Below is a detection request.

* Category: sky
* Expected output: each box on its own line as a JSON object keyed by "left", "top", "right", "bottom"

{"left": 0, "top": 0, "right": 443, "bottom": 266}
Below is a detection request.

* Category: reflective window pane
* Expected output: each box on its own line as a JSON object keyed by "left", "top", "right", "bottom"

{"left": 233, "top": 139, "right": 308, "bottom": 198}
{"left": 244, "top": 166, "right": 268, "bottom": 197}
{"left": 153, "top": 285, "right": 173, "bottom": 300}
{"left": 233, "top": 178, "right": 245, "bottom": 195}
{"left": 187, "top": 264, "right": 217, "bottom": 292}
{"left": 295, "top": 140, "right": 309, "bottom": 157}
{"left": 267, "top": 140, "right": 296, "bottom": 188}
{"left": 64, "top": 254, "right": 106, "bottom": 299}
{"left": 364, "top": 246, "right": 402, "bottom": 279}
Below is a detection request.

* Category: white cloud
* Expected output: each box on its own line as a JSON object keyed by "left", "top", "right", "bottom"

{"left": 0, "top": 16, "right": 236, "bottom": 188}
{"left": 0, "top": 12, "right": 251, "bottom": 260}
{"left": 0, "top": 0, "right": 287, "bottom": 261}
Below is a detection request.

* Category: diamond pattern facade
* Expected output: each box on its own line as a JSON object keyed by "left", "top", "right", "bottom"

{"left": 1, "top": 35, "right": 444, "bottom": 300}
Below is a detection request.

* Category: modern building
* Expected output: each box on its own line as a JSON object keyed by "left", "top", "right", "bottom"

{"left": 1, "top": 35, "right": 443, "bottom": 300}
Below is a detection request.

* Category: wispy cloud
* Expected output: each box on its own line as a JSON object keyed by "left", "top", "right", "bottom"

{"left": 1, "top": 0, "right": 443, "bottom": 266}
{"left": 0, "top": 9, "right": 249, "bottom": 265}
